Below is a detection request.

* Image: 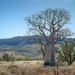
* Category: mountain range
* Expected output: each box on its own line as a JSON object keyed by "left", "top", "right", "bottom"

{"left": 0, "top": 35, "right": 74, "bottom": 58}
{"left": 0, "top": 36, "right": 37, "bottom": 46}
{"left": 0, "top": 35, "right": 74, "bottom": 46}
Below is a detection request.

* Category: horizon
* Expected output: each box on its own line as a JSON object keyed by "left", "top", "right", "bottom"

{"left": 0, "top": 0, "right": 75, "bottom": 39}
{"left": 0, "top": 35, "right": 74, "bottom": 40}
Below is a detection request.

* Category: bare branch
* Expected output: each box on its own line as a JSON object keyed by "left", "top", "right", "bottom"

{"left": 25, "top": 8, "right": 71, "bottom": 44}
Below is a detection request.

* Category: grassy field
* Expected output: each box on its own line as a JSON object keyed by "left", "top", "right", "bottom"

{"left": 0, "top": 61, "right": 75, "bottom": 75}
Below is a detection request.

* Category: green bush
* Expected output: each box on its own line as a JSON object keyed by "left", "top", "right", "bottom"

{"left": 2, "top": 53, "right": 15, "bottom": 62}
{"left": 15, "top": 57, "right": 24, "bottom": 61}
{"left": 56, "top": 41, "right": 75, "bottom": 65}
{"left": 25, "top": 57, "right": 33, "bottom": 61}
{"left": 25, "top": 57, "right": 42, "bottom": 61}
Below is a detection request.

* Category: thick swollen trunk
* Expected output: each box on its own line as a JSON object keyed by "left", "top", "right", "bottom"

{"left": 44, "top": 43, "right": 56, "bottom": 66}
{"left": 50, "top": 43, "right": 56, "bottom": 66}
{"left": 44, "top": 45, "right": 51, "bottom": 66}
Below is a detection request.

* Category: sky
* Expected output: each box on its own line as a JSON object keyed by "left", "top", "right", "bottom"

{"left": 0, "top": 0, "right": 75, "bottom": 39}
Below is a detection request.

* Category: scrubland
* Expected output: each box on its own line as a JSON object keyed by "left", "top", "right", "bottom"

{"left": 0, "top": 61, "right": 75, "bottom": 75}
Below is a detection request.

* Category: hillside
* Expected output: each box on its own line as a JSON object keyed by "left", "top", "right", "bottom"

{"left": 0, "top": 35, "right": 74, "bottom": 57}
{"left": 0, "top": 35, "right": 44, "bottom": 58}
{"left": 0, "top": 35, "right": 74, "bottom": 46}
{"left": 0, "top": 36, "right": 37, "bottom": 46}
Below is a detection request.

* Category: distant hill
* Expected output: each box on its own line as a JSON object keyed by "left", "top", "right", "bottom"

{"left": 0, "top": 35, "right": 74, "bottom": 57}
{"left": 0, "top": 35, "right": 74, "bottom": 46}
{"left": 0, "top": 36, "right": 36, "bottom": 46}
{"left": 0, "top": 35, "right": 44, "bottom": 57}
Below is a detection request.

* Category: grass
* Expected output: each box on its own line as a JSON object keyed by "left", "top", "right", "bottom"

{"left": 0, "top": 61, "right": 75, "bottom": 75}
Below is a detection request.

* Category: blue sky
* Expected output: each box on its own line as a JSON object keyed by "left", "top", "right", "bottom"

{"left": 0, "top": 0, "right": 75, "bottom": 39}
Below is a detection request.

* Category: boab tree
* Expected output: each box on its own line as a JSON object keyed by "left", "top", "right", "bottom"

{"left": 25, "top": 8, "right": 71, "bottom": 66}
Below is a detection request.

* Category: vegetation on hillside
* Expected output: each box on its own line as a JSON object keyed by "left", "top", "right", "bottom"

{"left": 0, "top": 44, "right": 42, "bottom": 58}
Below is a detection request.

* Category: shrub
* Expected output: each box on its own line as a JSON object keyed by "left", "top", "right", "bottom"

{"left": 56, "top": 41, "right": 75, "bottom": 65}
{"left": 15, "top": 57, "right": 25, "bottom": 61}
{"left": 2, "top": 53, "right": 15, "bottom": 62}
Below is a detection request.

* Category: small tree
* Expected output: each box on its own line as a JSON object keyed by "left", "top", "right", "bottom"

{"left": 56, "top": 41, "right": 75, "bottom": 65}
{"left": 2, "top": 53, "right": 15, "bottom": 62}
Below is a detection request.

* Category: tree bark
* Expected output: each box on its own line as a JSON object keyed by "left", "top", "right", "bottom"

{"left": 44, "top": 45, "right": 51, "bottom": 66}
{"left": 44, "top": 43, "right": 56, "bottom": 66}
{"left": 50, "top": 43, "right": 56, "bottom": 66}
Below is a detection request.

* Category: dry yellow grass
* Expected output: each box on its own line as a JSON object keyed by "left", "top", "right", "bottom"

{"left": 0, "top": 61, "right": 75, "bottom": 75}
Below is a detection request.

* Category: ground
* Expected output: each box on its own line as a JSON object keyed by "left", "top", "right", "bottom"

{"left": 0, "top": 61, "right": 75, "bottom": 75}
